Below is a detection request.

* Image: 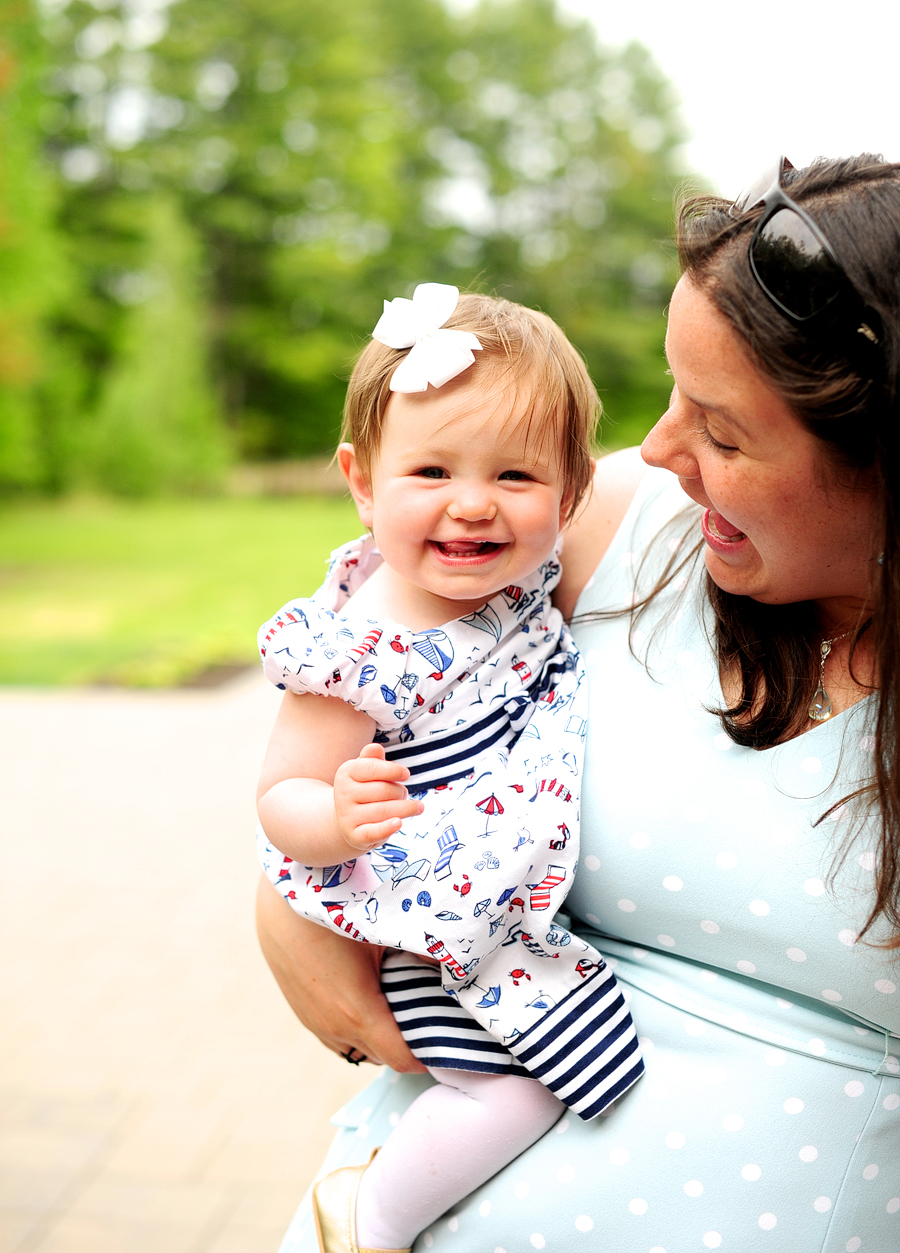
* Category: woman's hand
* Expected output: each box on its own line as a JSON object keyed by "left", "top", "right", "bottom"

{"left": 255, "top": 875, "right": 428, "bottom": 1073}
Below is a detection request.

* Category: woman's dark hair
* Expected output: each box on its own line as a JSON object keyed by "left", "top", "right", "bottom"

{"left": 676, "top": 154, "right": 900, "bottom": 944}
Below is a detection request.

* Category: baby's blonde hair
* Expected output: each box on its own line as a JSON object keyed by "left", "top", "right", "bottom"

{"left": 340, "top": 292, "right": 599, "bottom": 522}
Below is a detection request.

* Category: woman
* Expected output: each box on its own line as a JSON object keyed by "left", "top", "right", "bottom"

{"left": 258, "top": 154, "right": 900, "bottom": 1251}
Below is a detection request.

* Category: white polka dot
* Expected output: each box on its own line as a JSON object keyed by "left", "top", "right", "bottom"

{"left": 737, "top": 959, "right": 757, "bottom": 974}
{"left": 663, "top": 875, "right": 683, "bottom": 891}
{"left": 749, "top": 899, "right": 771, "bottom": 916}
{"left": 722, "top": 1113, "right": 744, "bottom": 1131}
{"left": 783, "top": 1097, "right": 805, "bottom": 1115}
{"left": 665, "top": 1132, "right": 686, "bottom": 1149}
{"left": 555, "top": 1117, "right": 570, "bottom": 1133}
{"left": 768, "top": 824, "right": 795, "bottom": 846}
{"left": 886, "top": 1197, "right": 900, "bottom": 1213}
{"left": 700, "top": 920, "right": 720, "bottom": 934}
{"left": 530, "top": 1236, "right": 545, "bottom": 1250}
{"left": 863, "top": 1163, "right": 880, "bottom": 1180}
{"left": 801, "top": 756, "right": 822, "bottom": 774}
{"left": 628, "top": 1198, "right": 648, "bottom": 1215}
{"left": 649, "top": 1248, "right": 667, "bottom": 1253}
{"left": 685, "top": 803, "right": 708, "bottom": 821}
{"left": 786, "top": 947, "right": 807, "bottom": 962}
{"left": 742, "top": 1164, "right": 762, "bottom": 1181}
{"left": 618, "top": 899, "right": 637, "bottom": 913}
{"left": 776, "top": 997, "right": 794, "bottom": 1009}
{"left": 713, "top": 733, "right": 733, "bottom": 752}
{"left": 703, "top": 1233, "right": 723, "bottom": 1248}
{"left": 557, "top": 1164, "right": 575, "bottom": 1184}
{"left": 423, "top": 1236, "right": 434, "bottom": 1249}
{"left": 479, "top": 1200, "right": 491, "bottom": 1216}
{"left": 585, "top": 914, "right": 601, "bottom": 927}
{"left": 638, "top": 1036, "right": 654, "bottom": 1052}
{"left": 514, "top": 1181, "right": 529, "bottom": 1198}
{"left": 448, "top": 1217, "right": 459, "bottom": 1231}
{"left": 758, "top": 1213, "right": 777, "bottom": 1230}
{"left": 704, "top": 1065, "right": 728, "bottom": 1085}
{"left": 630, "top": 832, "right": 650, "bottom": 849}
{"left": 685, "top": 1019, "right": 707, "bottom": 1037}
{"left": 764, "top": 1048, "right": 787, "bottom": 1066}
{"left": 845, "top": 1080, "right": 866, "bottom": 1098}
{"left": 609, "top": 1147, "right": 630, "bottom": 1165}
{"left": 859, "top": 849, "right": 878, "bottom": 871}
{"left": 730, "top": 1012, "right": 750, "bottom": 1030}
{"left": 716, "top": 851, "right": 737, "bottom": 869}
{"left": 389, "top": 1111, "right": 400, "bottom": 1126}
{"left": 799, "top": 1145, "right": 819, "bottom": 1162}
{"left": 861, "top": 734, "right": 876, "bottom": 752}
{"left": 684, "top": 1180, "right": 704, "bottom": 1197}
{"left": 808, "top": 1038, "right": 827, "bottom": 1056}
{"left": 875, "top": 979, "right": 897, "bottom": 995}
{"left": 676, "top": 650, "right": 695, "bottom": 668}
{"left": 804, "top": 877, "right": 826, "bottom": 896}
{"left": 700, "top": 969, "right": 719, "bottom": 983}
{"left": 583, "top": 648, "right": 598, "bottom": 667}
{"left": 846, "top": 1239, "right": 862, "bottom": 1252}
{"left": 356, "top": 1124, "right": 370, "bottom": 1138}
{"left": 623, "top": 988, "right": 633, "bottom": 1002}
{"left": 621, "top": 551, "right": 636, "bottom": 567}
{"left": 813, "top": 1196, "right": 832, "bottom": 1213}
{"left": 822, "top": 989, "right": 843, "bottom": 1002}
{"left": 632, "top": 947, "right": 648, "bottom": 959}
{"left": 883, "top": 1093, "right": 900, "bottom": 1110}
{"left": 574, "top": 1215, "right": 594, "bottom": 1232}
{"left": 838, "top": 929, "right": 858, "bottom": 947}
{"left": 583, "top": 854, "right": 601, "bottom": 871}
{"left": 885, "top": 1057, "right": 900, "bottom": 1074}
{"left": 658, "top": 934, "right": 676, "bottom": 947}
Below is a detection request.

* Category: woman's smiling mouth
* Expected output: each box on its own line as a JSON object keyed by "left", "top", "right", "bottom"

{"left": 701, "top": 508, "right": 747, "bottom": 550}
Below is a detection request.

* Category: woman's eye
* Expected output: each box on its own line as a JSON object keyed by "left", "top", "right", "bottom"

{"left": 701, "top": 429, "right": 739, "bottom": 454}
{"left": 416, "top": 466, "right": 447, "bottom": 479}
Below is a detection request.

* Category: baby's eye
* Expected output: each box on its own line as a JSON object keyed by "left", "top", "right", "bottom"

{"left": 499, "top": 469, "right": 531, "bottom": 481}
{"left": 416, "top": 466, "right": 447, "bottom": 479}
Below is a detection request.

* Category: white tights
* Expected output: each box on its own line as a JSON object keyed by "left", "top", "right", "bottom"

{"left": 353, "top": 1068, "right": 564, "bottom": 1251}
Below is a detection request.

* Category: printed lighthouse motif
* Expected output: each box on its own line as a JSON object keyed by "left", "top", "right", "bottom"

{"left": 257, "top": 536, "right": 644, "bottom": 1120}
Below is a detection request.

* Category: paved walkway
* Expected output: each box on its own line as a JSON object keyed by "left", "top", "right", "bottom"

{"left": 0, "top": 674, "right": 370, "bottom": 1253}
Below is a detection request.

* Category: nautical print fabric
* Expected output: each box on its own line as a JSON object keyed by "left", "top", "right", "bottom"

{"left": 257, "top": 537, "right": 644, "bottom": 1119}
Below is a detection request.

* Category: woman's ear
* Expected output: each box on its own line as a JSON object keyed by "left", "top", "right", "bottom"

{"left": 337, "top": 443, "right": 374, "bottom": 529}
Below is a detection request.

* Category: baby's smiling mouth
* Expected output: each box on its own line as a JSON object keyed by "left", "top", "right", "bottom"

{"left": 434, "top": 540, "right": 502, "bottom": 557}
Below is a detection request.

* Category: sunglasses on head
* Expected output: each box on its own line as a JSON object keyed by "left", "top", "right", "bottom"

{"left": 734, "top": 156, "right": 881, "bottom": 351}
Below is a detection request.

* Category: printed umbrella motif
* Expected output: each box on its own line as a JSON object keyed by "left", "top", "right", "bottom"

{"left": 476, "top": 792, "right": 504, "bottom": 837}
{"left": 476, "top": 985, "right": 502, "bottom": 1008}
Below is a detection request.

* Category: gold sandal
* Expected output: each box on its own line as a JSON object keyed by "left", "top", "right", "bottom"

{"left": 312, "top": 1149, "right": 412, "bottom": 1253}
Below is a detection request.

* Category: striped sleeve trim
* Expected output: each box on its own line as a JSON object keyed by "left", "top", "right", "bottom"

{"left": 505, "top": 965, "right": 645, "bottom": 1121}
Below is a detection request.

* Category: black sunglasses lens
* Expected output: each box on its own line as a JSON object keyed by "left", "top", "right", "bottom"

{"left": 752, "top": 207, "right": 844, "bottom": 320}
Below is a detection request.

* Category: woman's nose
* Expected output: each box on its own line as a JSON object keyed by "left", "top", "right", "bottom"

{"left": 641, "top": 402, "right": 699, "bottom": 481}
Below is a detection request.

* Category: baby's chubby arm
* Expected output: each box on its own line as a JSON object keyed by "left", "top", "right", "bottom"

{"left": 256, "top": 690, "right": 424, "bottom": 863}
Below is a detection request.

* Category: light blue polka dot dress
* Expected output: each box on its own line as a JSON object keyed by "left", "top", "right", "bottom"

{"left": 278, "top": 468, "right": 900, "bottom": 1253}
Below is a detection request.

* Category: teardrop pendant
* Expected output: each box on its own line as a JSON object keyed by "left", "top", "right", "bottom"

{"left": 808, "top": 685, "right": 834, "bottom": 722}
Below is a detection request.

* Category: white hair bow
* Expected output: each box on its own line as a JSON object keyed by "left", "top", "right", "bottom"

{"left": 372, "top": 283, "right": 482, "bottom": 393}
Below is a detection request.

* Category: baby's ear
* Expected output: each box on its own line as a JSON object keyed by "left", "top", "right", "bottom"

{"left": 337, "top": 443, "right": 374, "bottom": 529}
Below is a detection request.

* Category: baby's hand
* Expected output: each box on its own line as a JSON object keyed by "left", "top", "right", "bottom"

{"left": 333, "top": 742, "right": 425, "bottom": 851}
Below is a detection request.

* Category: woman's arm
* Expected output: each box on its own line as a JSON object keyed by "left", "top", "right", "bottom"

{"left": 555, "top": 446, "right": 647, "bottom": 620}
{"left": 255, "top": 875, "right": 427, "bottom": 1072}
{"left": 257, "top": 690, "right": 423, "bottom": 862}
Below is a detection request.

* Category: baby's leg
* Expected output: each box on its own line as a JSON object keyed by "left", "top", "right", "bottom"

{"left": 354, "top": 1068, "right": 564, "bottom": 1251}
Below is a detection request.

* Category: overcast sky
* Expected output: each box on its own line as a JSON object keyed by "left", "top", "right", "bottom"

{"left": 560, "top": 0, "right": 899, "bottom": 197}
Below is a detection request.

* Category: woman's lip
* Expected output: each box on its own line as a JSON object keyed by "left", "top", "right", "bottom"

{"left": 701, "top": 508, "right": 747, "bottom": 553}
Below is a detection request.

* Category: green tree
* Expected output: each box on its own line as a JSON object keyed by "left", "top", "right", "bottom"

{"left": 88, "top": 192, "right": 229, "bottom": 495}
{"left": 0, "top": 1, "right": 84, "bottom": 492}
{"left": 43, "top": 0, "right": 688, "bottom": 476}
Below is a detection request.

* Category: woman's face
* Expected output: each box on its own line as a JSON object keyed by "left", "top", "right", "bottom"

{"left": 641, "top": 276, "right": 879, "bottom": 626}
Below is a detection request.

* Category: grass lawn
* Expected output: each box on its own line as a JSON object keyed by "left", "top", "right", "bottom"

{"left": 0, "top": 494, "right": 361, "bottom": 686}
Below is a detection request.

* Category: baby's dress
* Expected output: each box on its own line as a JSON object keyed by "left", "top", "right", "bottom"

{"left": 257, "top": 536, "right": 643, "bottom": 1120}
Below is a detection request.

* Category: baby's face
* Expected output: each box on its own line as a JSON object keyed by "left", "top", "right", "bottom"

{"left": 351, "top": 373, "right": 568, "bottom": 619}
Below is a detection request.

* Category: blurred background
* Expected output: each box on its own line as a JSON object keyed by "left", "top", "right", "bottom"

{"left": 3, "top": 2, "right": 900, "bottom": 1250}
